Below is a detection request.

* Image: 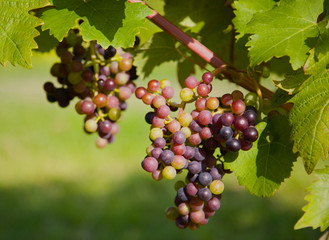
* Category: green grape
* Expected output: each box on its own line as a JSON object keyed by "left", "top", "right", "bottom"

{"left": 68, "top": 72, "right": 82, "bottom": 84}
{"left": 181, "top": 127, "right": 191, "bottom": 138}
{"left": 180, "top": 88, "right": 194, "bottom": 102}
{"left": 209, "top": 180, "right": 224, "bottom": 195}
{"left": 178, "top": 112, "right": 193, "bottom": 127}
{"left": 245, "top": 92, "right": 258, "bottom": 102}
{"left": 162, "top": 166, "right": 176, "bottom": 180}
{"left": 262, "top": 67, "right": 270, "bottom": 78}
{"left": 108, "top": 108, "right": 121, "bottom": 121}
{"left": 160, "top": 79, "right": 171, "bottom": 89}
{"left": 165, "top": 206, "right": 179, "bottom": 220}
{"left": 85, "top": 119, "right": 98, "bottom": 132}
{"left": 150, "top": 127, "right": 163, "bottom": 140}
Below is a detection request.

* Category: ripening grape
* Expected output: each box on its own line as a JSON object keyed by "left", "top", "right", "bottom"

{"left": 142, "top": 157, "right": 158, "bottom": 172}
{"left": 150, "top": 127, "right": 163, "bottom": 140}
{"left": 180, "top": 88, "right": 194, "bottom": 102}
{"left": 162, "top": 166, "right": 177, "bottom": 180}
{"left": 209, "top": 180, "right": 224, "bottom": 195}
{"left": 148, "top": 79, "right": 160, "bottom": 92}
{"left": 136, "top": 74, "right": 260, "bottom": 229}
{"left": 162, "top": 86, "right": 174, "bottom": 99}
{"left": 85, "top": 119, "right": 98, "bottom": 132}
{"left": 160, "top": 79, "right": 171, "bottom": 89}
{"left": 119, "top": 58, "right": 133, "bottom": 71}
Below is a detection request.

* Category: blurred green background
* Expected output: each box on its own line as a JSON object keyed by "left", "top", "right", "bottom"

{"left": 0, "top": 52, "right": 323, "bottom": 240}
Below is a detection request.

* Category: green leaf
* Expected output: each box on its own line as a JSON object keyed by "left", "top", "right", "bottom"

{"left": 295, "top": 166, "right": 329, "bottom": 231}
{"left": 0, "top": 0, "right": 49, "bottom": 68}
{"left": 224, "top": 116, "right": 297, "bottom": 197}
{"left": 40, "top": 0, "right": 153, "bottom": 49}
{"left": 273, "top": 69, "right": 309, "bottom": 94}
{"left": 246, "top": 0, "right": 323, "bottom": 69}
{"left": 289, "top": 71, "right": 329, "bottom": 174}
{"left": 134, "top": 32, "right": 181, "bottom": 79}
{"left": 271, "top": 89, "right": 294, "bottom": 108}
{"left": 34, "top": 26, "right": 59, "bottom": 53}
{"left": 164, "top": 0, "right": 234, "bottom": 64}
{"left": 304, "top": 17, "right": 329, "bottom": 74}
{"left": 232, "top": 0, "right": 276, "bottom": 40}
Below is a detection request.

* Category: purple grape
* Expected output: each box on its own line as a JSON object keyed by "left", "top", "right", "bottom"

{"left": 190, "top": 120, "right": 202, "bottom": 132}
{"left": 204, "top": 138, "right": 218, "bottom": 151}
{"left": 188, "top": 161, "right": 202, "bottom": 174}
{"left": 241, "top": 139, "right": 253, "bottom": 150}
{"left": 104, "top": 78, "right": 116, "bottom": 91}
{"left": 176, "top": 216, "right": 188, "bottom": 229}
{"left": 209, "top": 167, "right": 223, "bottom": 180}
{"left": 98, "top": 120, "right": 112, "bottom": 134}
{"left": 152, "top": 147, "right": 163, "bottom": 159}
{"left": 243, "top": 110, "right": 257, "bottom": 126}
{"left": 207, "top": 197, "right": 221, "bottom": 211}
{"left": 154, "top": 137, "right": 166, "bottom": 148}
{"left": 221, "top": 112, "right": 234, "bottom": 126}
{"left": 198, "top": 172, "right": 212, "bottom": 186}
{"left": 82, "top": 69, "right": 94, "bottom": 82}
{"left": 226, "top": 138, "right": 241, "bottom": 152}
{"left": 160, "top": 150, "right": 174, "bottom": 164}
{"left": 145, "top": 112, "right": 154, "bottom": 124}
{"left": 100, "top": 66, "right": 110, "bottom": 76}
{"left": 187, "top": 173, "right": 199, "bottom": 183}
{"left": 172, "top": 131, "right": 186, "bottom": 145}
{"left": 246, "top": 105, "right": 257, "bottom": 113}
{"left": 193, "top": 148, "right": 206, "bottom": 161}
{"left": 177, "top": 187, "right": 189, "bottom": 202}
{"left": 234, "top": 116, "right": 249, "bottom": 131}
{"left": 183, "top": 146, "right": 196, "bottom": 159}
{"left": 104, "top": 45, "right": 116, "bottom": 60}
{"left": 243, "top": 127, "right": 259, "bottom": 142}
{"left": 219, "top": 126, "right": 233, "bottom": 140}
{"left": 198, "top": 188, "right": 212, "bottom": 202}
{"left": 212, "top": 113, "right": 222, "bottom": 126}
{"left": 205, "top": 155, "right": 217, "bottom": 168}
{"left": 202, "top": 72, "right": 213, "bottom": 84}
{"left": 185, "top": 183, "right": 198, "bottom": 196}
{"left": 119, "top": 102, "right": 127, "bottom": 111}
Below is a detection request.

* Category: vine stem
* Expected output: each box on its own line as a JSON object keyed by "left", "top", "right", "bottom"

{"left": 128, "top": 0, "right": 292, "bottom": 111}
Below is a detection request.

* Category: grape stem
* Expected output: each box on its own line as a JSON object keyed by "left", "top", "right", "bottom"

{"left": 89, "top": 40, "right": 99, "bottom": 78}
{"left": 128, "top": 0, "right": 292, "bottom": 111}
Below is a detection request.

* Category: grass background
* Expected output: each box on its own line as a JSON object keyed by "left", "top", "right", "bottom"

{"left": 0, "top": 52, "right": 324, "bottom": 240}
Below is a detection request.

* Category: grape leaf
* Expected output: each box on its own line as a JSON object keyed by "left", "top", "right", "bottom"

{"left": 224, "top": 116, "right": 297, "bottom": 197}
{"left": 246, "top": 0, "right": 323, "bottom": 69}
{"left": 295, "top": 166, "right": 329, "bottom": 231}
{"left": 0, "top": 0, "right": 49, "bottom": 68}
{"left": 273, "top": 69, "right": 309, "bottom": 94}
{"left": 134, "top": 32, "right": 182, "bottom": 79}
{"left": 232, "top": 0, "right": 276, "bottom": 40}
{"left": 289, "top": 71, "right": 329, "bottom": 174}
{"left": 271, "top": 89, "right": 294, "bottom": 108}
{"left": 39, "top": 0, "right": 153, "bottom": 49}
{"left": 164, "top": 0, "right": 234, "bottom": 64}
{"left": 34, "top": 26, "right": 59, "bottom": 53}
{"left": 304, "top": 18, "right": 329, "bottom": 74}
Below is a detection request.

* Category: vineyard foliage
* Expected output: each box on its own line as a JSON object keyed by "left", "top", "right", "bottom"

{"left": 0, "top": 0, "right": 328, "bottom": 232}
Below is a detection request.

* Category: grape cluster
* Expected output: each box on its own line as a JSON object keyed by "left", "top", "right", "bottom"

{"left": 43, "top": 29, "right": 138, "bottom": 148}
{"left": 136, "top": 72, "right": 259, "bottom": 229}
